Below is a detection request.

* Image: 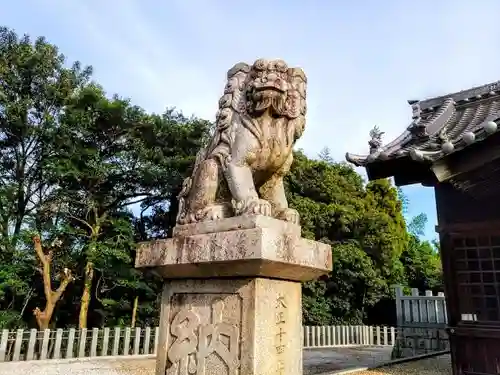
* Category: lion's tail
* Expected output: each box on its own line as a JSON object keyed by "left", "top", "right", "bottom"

{"left": 176, "top": 146, "right": 208, "bottom": 223}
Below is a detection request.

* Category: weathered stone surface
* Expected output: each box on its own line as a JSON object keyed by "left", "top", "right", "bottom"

{"left": 135, "top": 216, "right": 331, "bottom": 282}
{"left": 157, "top": 278, "right": 302, "bottom": 375}
{"left": 176, "top": 59, "right": 307, "bottom": 226}
{"left": 172, "top": 214, "right": 301, "bottom": 238}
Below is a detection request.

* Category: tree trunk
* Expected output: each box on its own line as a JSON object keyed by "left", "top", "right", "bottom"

{"left": 34, "top": 305, "right": 54, "bottom": 330}
{"left": 77, "top": 214, "right": 104, "bottom": 329}
{"left": 79, "top": 261, "right": 94, "bottom": 329}
{"left": 131, "top": 296, "right": 139, "bottom": 328}
{"left": 32, "top": 236, "right": 74, "bottom": 330}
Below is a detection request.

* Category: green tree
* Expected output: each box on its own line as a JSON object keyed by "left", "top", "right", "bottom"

{"left": 363, "top": 179, "right": 408, "bottom": 288}
{"left": 397, "top": 187, "right": 409, "bottom": 214}
{"left": 47, "top": 84, "right": 211, "bottom": 328}
{"left": 401, "top": 214, "right": 443, "bottom": 291}
{"left": 0, "top": 26, "right": 211, "bottom": 329}
{"left": 304, "top": 241, "right": 385, "bottom": 325}
{"left": 318, "top": 146, "right": 334, "bottom": 163}
{"left": 407, "top": 213, "right": 427, "bottom": 237}
{"left": 285, "top": 151, "right": 407, "bottom": 324}
{"left": 0, "top": 26, "right": 91, "bottom": 327}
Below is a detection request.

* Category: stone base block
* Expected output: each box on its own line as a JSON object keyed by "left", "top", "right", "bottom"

{"left": 157, "top": 278, "right": 301, "bottom": 375}
{"left": 136, "top": 215, "right": 332, "bottom": 282}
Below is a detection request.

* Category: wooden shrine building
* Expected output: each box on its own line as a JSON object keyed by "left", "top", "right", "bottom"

{"left": 346, "top": 80, "right": 500, "bottom": 375}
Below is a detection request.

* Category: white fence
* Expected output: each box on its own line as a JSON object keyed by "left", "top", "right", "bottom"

{"left": 303, "top": 325, "right": 395, "bottom": 348}
{"left": 0, "top": 327, "right": 160, "bottom": 362}
{"left": 0, "top": 325, "right": 395, "bottom": 362}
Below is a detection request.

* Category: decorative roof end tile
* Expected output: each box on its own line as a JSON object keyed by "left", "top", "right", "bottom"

{"left": 346, "top": 81, "right": 500, "bottom": 169}
{"left": 368, "top": 126, "right": 384, "bottom": 154}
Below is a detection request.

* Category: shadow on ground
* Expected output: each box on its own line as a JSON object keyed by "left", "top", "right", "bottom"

{"left": 345, "top": 354, "right": 451, "bottom": 375}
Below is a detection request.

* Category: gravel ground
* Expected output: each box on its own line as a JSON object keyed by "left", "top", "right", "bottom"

{"left": 0, "top": 357, "right": 155, "bottom": 375}
{"left": 353, "top": 354, "right": 451, "bottom": 375}
{"left": 304, "top": 347, "right": 392, "bottom": 374}
{"left": 0, "top": 348, "right": 449, "bottom": 375}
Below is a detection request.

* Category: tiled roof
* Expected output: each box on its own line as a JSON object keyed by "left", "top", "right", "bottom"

{"left": 345, "top": 80, "right": 500, "bottom": 167}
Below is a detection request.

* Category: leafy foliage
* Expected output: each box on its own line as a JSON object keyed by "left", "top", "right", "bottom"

{"left": 0, "top": 27, "right": 210, "bottom": 329}
{"left": 286, "top": 151, "right": 411, "bottom": 325}
{"left": 401, "top": 214, "right": 443, "bottom": 291}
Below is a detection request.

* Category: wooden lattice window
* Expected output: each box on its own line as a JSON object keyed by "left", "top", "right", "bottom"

{"left": 453, "top": 234, "right": 500, "bottom": 323}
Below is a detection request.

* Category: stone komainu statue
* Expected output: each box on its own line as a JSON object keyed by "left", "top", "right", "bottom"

{"left": 176, "top": 59, "right": 307, "bottom": 225}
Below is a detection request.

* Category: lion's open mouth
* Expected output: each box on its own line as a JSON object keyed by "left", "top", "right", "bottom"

{"left": 254, "top": 85, "right": 285, "bottom": 94}
{"left": 250, "top": 89, "right": 287, "bottom": 117}
{"left": 251, "top": 88, "right": 283, "bottom": 103}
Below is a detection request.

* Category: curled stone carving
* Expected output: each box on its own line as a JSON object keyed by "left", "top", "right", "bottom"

{"left": 176, "top": 59, "right": 307, "bottom": 225}
{"left": 167, "top": 298, "right": 240, "bottom": 375}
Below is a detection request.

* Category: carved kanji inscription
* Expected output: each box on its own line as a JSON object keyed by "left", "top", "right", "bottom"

{"left": 275, "top": 293, "right": 287, "bottom": 371}
{"left": 166, "top": 294, "right": 241, "bottom": 375}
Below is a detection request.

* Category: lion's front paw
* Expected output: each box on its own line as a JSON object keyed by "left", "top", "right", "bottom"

{"left": 276, "top": 208, "right": 300, "bottom": 225}
{"left": 195, "top": 204, "right": 229, "bottom": 222}
{"left": 249, "top": 199, "right": 272, "bottom": 216}
{"left": 233, "top": 198, "right": 272, "bottom": 217}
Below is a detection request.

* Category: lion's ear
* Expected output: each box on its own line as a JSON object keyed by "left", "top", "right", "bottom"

{"left": 285, "top": 91, "right": 302, "bottom": 119}
{"left": 220, "top": 63, "right": 250, "bottom": 115}
{"left": 227, "top": 63, "right": 250, "bottom": 78}
{"left": 287, "top": 68, "right": 307, "bottom": 118}
{"left": 287, "top": 68, "right": 307, "bottom": 85}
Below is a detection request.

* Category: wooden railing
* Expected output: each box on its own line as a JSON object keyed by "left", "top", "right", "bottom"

{"left": 0, "top": 325, "right": 395, "bottom": 362}
{"left": 395, "top": 286, "right": 448, "bottom": 327}
{"left": 393, "top": 286, "right": 450, "bottom": 358}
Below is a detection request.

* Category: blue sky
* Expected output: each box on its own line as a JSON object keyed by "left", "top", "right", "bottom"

{"left": 4, "top": 0, "right": 500, "bottom": 241}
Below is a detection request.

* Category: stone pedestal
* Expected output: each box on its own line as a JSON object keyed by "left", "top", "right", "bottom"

{"left": 136, "top": 215, "right": 332, "bottom": 375}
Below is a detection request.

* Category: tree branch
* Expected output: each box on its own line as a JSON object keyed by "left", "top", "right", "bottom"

{"left": 95, "top": 274, "right": 104, "bottom": 304}
{"left": 109, "top": 193, "right": 152, "bottom": 210}
{"left": 52, "top": 268, "right": 74, "bottom": 302}
{"left": 66, "top": 213, "right": 94, "bottom": 233}
{"left": 20, "top": 288, "right": 34, "bottom": 316}
{"left": 33, "top": 235, "right": 52, "bottom": 301}
{"left": 32, "top": 236, "right": 75, "bottom": 329}
{"left": 116, "top": 196, "right": 151, "bottom": 209}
